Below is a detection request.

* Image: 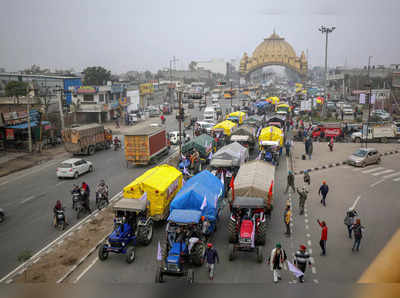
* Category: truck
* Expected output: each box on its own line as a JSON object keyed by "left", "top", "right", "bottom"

{"left": 227, "top": 160, "right": 275, "bottom": 263}
{"left": 123, "top": 164, "right": 183, "bottom": 221}
{"left": 62, "top": 123, "right": 112, "bottom": 155}
{"left": 124, "top": 126, "right": 169, "bottom": 166}
{"left": 155, "top": 170, "right": 224, "bottom": 283}
{"left": 351, "top": 125, "right": 397, "bottom": 143}
{"left": 203, "top": 106, "right": 218, "bottom": 123}
{"left": 229, "top": 125, "right": 257, "bottom": 151}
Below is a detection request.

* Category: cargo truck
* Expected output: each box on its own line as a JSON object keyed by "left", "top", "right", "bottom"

{"left": 351, "top": 125, "right": 397, "bottom": 143}
{"left": 62, "top": 123, "right": 112, "bottom": 155}
{"left": 124, "top": 126, "right": 169, "bottom": 166}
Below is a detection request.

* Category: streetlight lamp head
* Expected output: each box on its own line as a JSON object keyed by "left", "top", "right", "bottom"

{"left": 332, "top": 26, "right": 336, "bottom": 31}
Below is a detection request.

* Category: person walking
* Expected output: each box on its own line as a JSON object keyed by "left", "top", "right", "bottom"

{"left": 268, "top": 243, "right": 288, "bottom": 283}
{"left": 344, "top": 208, "right": 358, "bottom": 238}
{"left": 351, "top": 219, "right": 365, "bottom": 252}
{"left": 285, "top": 171, "right": 295, "bottom": 193}
{"left": 296, "top": 186, "right": 308, "bottom": 215}
{"left": 318, "top": 181, "right": 329, "bottom": 206}
{"left": 284, "top": 205, "right": 292, "bottom": 236}
{"left": 303, "top": 170, "right": 311, "bottom": 185}
{"left": 317, "top": 219, "right": 328, "bottom": 255}
{"left": 328, "top": 137, "right": 334, "bottom": 152}
{"left": 306, "top": 137, "right": 313, "bottom": 160}
{"left": 204, "top": 243, "right": 219, "bottom": 280}
{"left": 285, "top": 139, "right": 292, "bottom": 156}
{"left": 294, "top": 245, "right": 312, "bottom": 283}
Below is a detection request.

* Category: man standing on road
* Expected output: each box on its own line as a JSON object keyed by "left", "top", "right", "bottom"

{"left": 296, "top": 186, "right": 308, "bottom": 215}
{"left": 294, "top": 245, "right": 312, "bottom": 283}
{"left": 268, "top": 243, "right": 288, "bottom": 283}
{"left": 204, "top": 243, "right": 219, "bottom": 280}
{"left": 285, "top": 139, "right": 292, "bottom": 157}
{"left": 317, "top": 219, "right": 328, "bottom": 255}
{"left": 318, "top": 180, "right": 329, "bottom": 206}
{"left": 344, "top": 208, "right": 358, "bottom": 238}
{"left": 285, "top": 170, "right": 295, "bottom": 193}
{"left": 284, "top": 205, "right": 292, "bottom": 236}
{"left": 351, "top": 219, "right": 365, "bottom": 252}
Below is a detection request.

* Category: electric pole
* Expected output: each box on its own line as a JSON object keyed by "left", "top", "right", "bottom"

{"left": 27, "top": 96, "right": 32, "bottom": 153}
{"left": 365, "top": 56, "right": 373, "bottom": 149}
{"left": 319, "top": 25, "right": 336, "bottom": 118}
{"left": 57, "top": 87, "right": 65, "bottom": 130}
{"left": 178, "top": 89, "right": 183, "bottom": 158}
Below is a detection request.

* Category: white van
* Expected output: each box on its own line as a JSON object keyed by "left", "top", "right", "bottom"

{"left": 211, "top": 92, "right": 219, "bottom": 103}
{"left": 168, "top": 131, "right": 190, "bottom": 145}
{"left": 203, "top": 106, "right": 218, "bottom": 122}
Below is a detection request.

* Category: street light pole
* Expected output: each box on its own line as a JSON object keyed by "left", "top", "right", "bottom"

{"left": 365, "top": 56, "right": 373, "bottom": 149}
{"left": 319, "top": 25, "right": 336, "bottom": 118}
{"left": 27, "top": 96, "right": 32, "bottom": 153}
{"left": 178, "top": 89, "right": 183, "bottom": 158}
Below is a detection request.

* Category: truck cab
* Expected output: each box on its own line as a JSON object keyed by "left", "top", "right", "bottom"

{"left": 203, "top": 107, "right": 217, "bottom": 122}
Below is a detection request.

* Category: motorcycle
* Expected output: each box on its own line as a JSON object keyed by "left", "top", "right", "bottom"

{"left": 54, "top": 209, "right": 66, "bottom": 231}
{"left": 72, "top": 192, "right": 81, "bottom": 211}
{"left": 96, "top": 191, "right": 109, "bottom": 210}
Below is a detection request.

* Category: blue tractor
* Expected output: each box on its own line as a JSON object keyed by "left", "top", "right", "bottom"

{"left": 98, "top": 198, "right": 153, "bottom": 264}
{"left": 155, "top": 170, "right": 224, "bottom": 283}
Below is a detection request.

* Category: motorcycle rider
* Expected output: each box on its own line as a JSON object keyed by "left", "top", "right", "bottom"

{"left": 113, "top": 136, "right": 121, "bottom": 150}
{"left": 81, "top": 182, "right": 92, "bottom": 213}
{"left": 160, "top": 114, "right": 166, "bottom": 124}
{"left": 53, "top": 200, "right": 68, "bottom": 226}
{"left": 71, "top": 184, "right": 81, "bottom": 209}
{"left": 96, "top": 179, "right": 109, "bottom": 206}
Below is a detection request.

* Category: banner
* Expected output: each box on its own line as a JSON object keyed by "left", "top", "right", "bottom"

{"left": 359, "top": 93, "right": 366, "bottom": 104}
{"left": 140, "top": 83, "right": 154, "bottom": 95}
{"left": 5, "top": 129, "right": 14, "bottom": 140}
{"left": 370, "top": 94, "right": 376, "bottom": 104}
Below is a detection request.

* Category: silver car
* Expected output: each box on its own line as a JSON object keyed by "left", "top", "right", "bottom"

{"left": 347, "top": 148, "right": 381, "bottom": 167}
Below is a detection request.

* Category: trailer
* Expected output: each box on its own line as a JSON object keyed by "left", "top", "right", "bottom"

{"left": 124, "top": 126, "right": 169, "bottom": 166}
{"left": 229, "top": 125, "right": 257, "bottom": 151}
{"left": 62, "top": 123, "right": 112, "bottom": 155}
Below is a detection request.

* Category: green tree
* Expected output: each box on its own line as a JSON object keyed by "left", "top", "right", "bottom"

{"left": 82, "top": 66, "right": 112, "bottom": 85}
{"left": 5, "top": 81, "right": 28, "bottom": 104}
{"left": 144, "top": 70, "right": 153, "bottom": 81}
{"left": 189, "top": 61, "right": 197, "bottom": 71}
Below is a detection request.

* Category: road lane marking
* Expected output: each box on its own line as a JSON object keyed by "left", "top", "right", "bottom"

{"left": 394, "top": 177, "right": 400, "bottom": 182}
{"left": 314, "top": 279, "right": 319, "bottom": 284}
{"left": 371, "top": 169, "right": 394, "bottom": 176}
{"left": 382, "top": 172, "right": 400, "bottom": 179}
{"left": 307, "top": 240, "right": 312, "bottom": 246}
{"left": 56, "top": 181, "right": 66, "bottom": 186}
{"left": 309, "top": 257, "right": 314, "bottom": 264}
{"left": 304, "top": 219, "right": 309, "bottom": 223}
{"left": 312, "top": 267, "right": 317, "bottom": 274}
{"left": 308, "top": 249, "right": 312, "bottom": 254}
{"left": 306, "top": 233, "right": 311, "bottom": 238}
{"left": 20, "top": 195, "right": 35, "bottom": 204}
{"left": 73, "top": 257, "right": 98, "bottom": 283}
{"left": 361, "top": 167, "right": 384, "bottom": 174}
{"left": 305, "top": 225, "right": 309, "bottom": 229}
{"left": 350, "top": 195, "right": 361, "bottom": 210}
{"left": 370, "top": 179, "right": 384, "bottom": 188}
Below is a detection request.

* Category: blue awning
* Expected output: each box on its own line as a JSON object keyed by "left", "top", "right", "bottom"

{"left": 6, "top": 121, "right": 50, "bottom": 129}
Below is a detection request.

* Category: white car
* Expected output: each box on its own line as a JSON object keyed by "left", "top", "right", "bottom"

{"left": 56, "top": 158, "right": 94, "bottom": 179}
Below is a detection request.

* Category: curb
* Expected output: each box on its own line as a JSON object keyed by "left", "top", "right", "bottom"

{"left": 294, "top": 150, "right": 400, "bottom": 175}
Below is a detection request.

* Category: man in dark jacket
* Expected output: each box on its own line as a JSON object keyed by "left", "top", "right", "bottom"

{"left": 318, "top": 181, "right": 329, "bottom": 206}
{"left": 351, "top": 219, "right": 365, "bottom": 252}
{"left": 294, "top": 245, "right": 312, "bottom": 283}
{"left": 285, "top": 171, "right": 295, "bottom": 193}
{"left": 297, "top": 187, "right": 308, "bottom": 215}
{"left": 204, "top": 243, "right": 219, "bottom": 280}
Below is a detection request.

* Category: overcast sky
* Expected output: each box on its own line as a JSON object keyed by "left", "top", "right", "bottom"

{"left": 0, "top": 0, "right": 399, "bottom": 73}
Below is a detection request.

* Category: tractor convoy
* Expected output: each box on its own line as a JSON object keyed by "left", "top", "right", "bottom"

{"left": 96, "top": 104, "right": 289, "bottom": 283}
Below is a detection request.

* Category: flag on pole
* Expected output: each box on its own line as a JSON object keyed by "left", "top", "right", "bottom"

{"left": 200, "top": 195, "right": 207, "bottom": 210}
{"left": 250, "top": 219, "right": 256, "bottom": 248}
{"left": 208, "top": 151, "right": 213, "bottom": 160}
{"left": 182, "top": 178, "right": 186, "bottom": 186}
{"left": 287, "top": 261, "right": 304, "bottom": 278}
{"left": 220, "top": 172, "right": 224, "bottom": 186}
{"left": 181, "top": 153, "right": 186, "bottom": 160}
{"left": 139, "top": 192, "right": 147, "bottom": 201}
{"left": 267, "top": 180, "right": 273, "bottom": 206}
{"left": 183, "top": 166, "right": 190, "bottom": 176}
{"left": 157, "top": 241, "right": 162, "bottom": 261}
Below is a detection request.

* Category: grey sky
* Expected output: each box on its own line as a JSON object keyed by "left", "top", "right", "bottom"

{"left": 1, "top": 0, "right": 399, "bottom": 73}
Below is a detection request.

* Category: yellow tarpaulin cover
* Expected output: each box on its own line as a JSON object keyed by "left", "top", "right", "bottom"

{"left": 258, "top": 126, "right": 284, "bottom": 146}
{"left": 266, "top": 96, "right": 280, "bottom": 105}
{"left": 123, "top": 164, "right": 183, "bottom": 220}
{"left": 226, "top": 111, "right": 247, "bottom": 124}
{"left": 213, "top": 120, "right": 237, "bottom": 136}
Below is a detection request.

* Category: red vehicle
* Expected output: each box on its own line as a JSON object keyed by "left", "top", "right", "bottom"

{"left": 311, "top": 124, "right": 343, "bottom": 141}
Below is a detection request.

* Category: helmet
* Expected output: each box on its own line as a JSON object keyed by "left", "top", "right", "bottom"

{"left": 300, "top": 245, "right": 307, "bottom": 251}
{"left": 207, "top": 243, "right": 213, "bottom": 248}
{"left": 100, "top": 179, "right": 105, "bottom": 185}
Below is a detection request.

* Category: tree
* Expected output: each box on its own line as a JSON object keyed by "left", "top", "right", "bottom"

{"left": 82, "top": 66, "right": 112, "bottom": 85}
{"left": 144, "top": 70, "right": 153, "bottom": 81}
{"left": 189, "top": 61, "right": 197, "bottom": 71}
{"left": 22, "top": 64, "right": 50, "bottom": 74}
{"left": 5, "top": 81, "right": 28, "bottom": 104}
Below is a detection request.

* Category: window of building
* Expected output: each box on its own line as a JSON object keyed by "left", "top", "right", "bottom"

{"left": 83, "top": 94, "right": 94, "bottom": 102}
{"left": 99, "top": 94, "right": 105, "bottom": 102}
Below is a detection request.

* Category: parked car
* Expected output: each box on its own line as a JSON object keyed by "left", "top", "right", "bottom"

{"left": 347, "top": 148, "right": 381, "bottom": 167}
{"left": 371, "top": 110, "right": 391, "bottom": 121}
{"left": 56, "top": 158, "right": 94, "bottom": 179}
{"left": 168, "top": 131, "right": 190, "bottom": 145}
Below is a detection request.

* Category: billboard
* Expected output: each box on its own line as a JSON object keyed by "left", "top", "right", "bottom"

{"left": 76, "top": 86, "right": 97, "bottom": 94}
{"left": 393, "top": 72, "right": 400, "bottom": 88}
{"left": 139, "top": 83, "right": 154, "bottom": 95}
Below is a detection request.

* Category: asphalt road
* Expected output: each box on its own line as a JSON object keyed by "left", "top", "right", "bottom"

{"left": 0, "top": 95, "right": 241, "bottom": 278}
{"left": 69, "top": 133, "right": 400, "bottom": 285}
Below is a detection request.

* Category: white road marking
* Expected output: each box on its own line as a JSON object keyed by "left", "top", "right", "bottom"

{"left": 370, "top": 179, "right": 385, "bottom": 187}
{"left": 371, "top": 169, "right": 394, "bottom": 176}
{"left": 305, "top": 225, "right": 309, "bottom": 229}
{"left": 393, "top": 177, "right": 400, "bottom": 182}
{"left": 20, "top": 195, "right": 35, "bottom": 204}
{"left": 306, "top": 233, "right": 311, "bottom": 238}
{"left": 304, "top": 209, "right": 308, "bottom": 213}
{"left": 382, "top": 172, "right": 400, "bottom": 179}
{"left": 304, "top": 219, "right": 309, "bottom": 223}
{"left": 350, "top": 195, "right": 361, "bottom": 210}
{"left": 308, "top": 249, "right": 312, "bottom": 254}
{"left": 307, "top": 240, "right": 312, "bottom": 246}
{"left": 55, "top": 181, "right": 66, "bottom": 186}
{"left": 309, "top": 257, "right": 314, "bottom": 264}
{"left": 304, "top": 213, "right": 308, "bottom": 218}
{"left": 313, "top": 279, "right": 319, "bottom": 284}
{"left": 73, "top": 257, "right": 98, "bottom": 283}
{"left": 361, "top": 167, "right": 384, "bottom": 174}
{"left": 312, "top": 267, "right": 317, "bottom": 274}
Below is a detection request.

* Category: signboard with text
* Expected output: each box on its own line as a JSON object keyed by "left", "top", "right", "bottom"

{"left": 76, "top": 86, "right": 97, "bottom": 94}
{"left": 139, "top": 83, "right": 154, "bottom": 95}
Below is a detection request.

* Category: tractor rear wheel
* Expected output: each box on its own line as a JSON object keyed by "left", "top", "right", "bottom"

{"left": 191, "top": 242, "right": 205, "bottom": 266}
{"left": 255, "top": 221, "right": 266, "bottom": 245}
{"left": 227, "top": 218, "right": 238, "bottom": 243}
{"left": 137, "top": 223, "right": 153, "bottom": 246}
{"left": 228, "top": 244, "right": 235, "bottom": 261}
{"left": 155, "top": 267, "right": 163, "bottom": 283}
{"left": 256, "top": 246, "right": 263, "bottom": 263}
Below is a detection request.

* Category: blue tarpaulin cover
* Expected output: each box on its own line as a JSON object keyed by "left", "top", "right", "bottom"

{"left": 7, "top": 121, "right": 50, "bottom": 129}
{"left": 169, "top": 170, "right": 223, "bottom": 221}
{"left": 168, "top": 209, "right": 202, "bottom": 224}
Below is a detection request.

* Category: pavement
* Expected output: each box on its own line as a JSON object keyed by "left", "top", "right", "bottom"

{"left": 292, "top": 141, "right": 400, "bottom": 174}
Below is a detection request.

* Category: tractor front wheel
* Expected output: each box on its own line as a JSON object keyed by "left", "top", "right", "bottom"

{"left": 98, "top": 244, "right": 109, "bottom": 261}
{"left": 126, "top": 246, "right": 136, "bottom": 264}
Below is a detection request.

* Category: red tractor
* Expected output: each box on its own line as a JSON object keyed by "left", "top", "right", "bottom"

{"left": 228, "top": 197, "right": 266, "bottom": 263}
